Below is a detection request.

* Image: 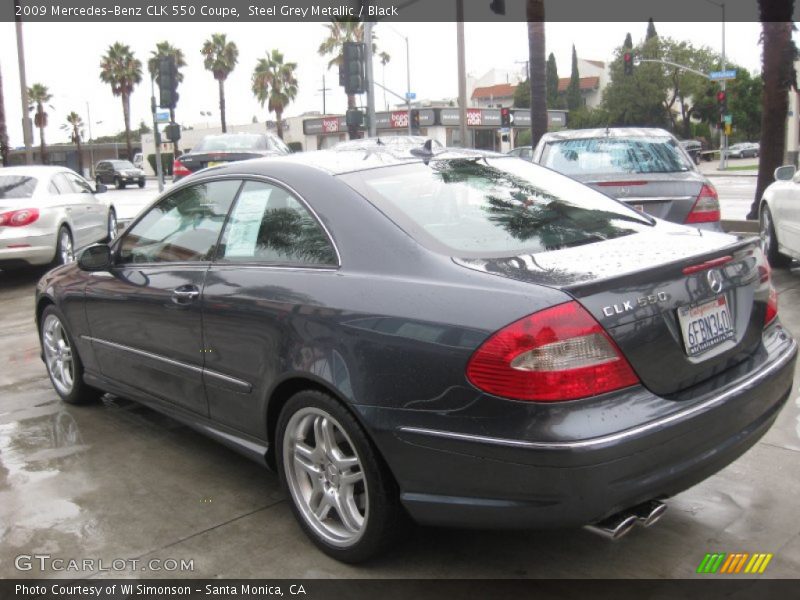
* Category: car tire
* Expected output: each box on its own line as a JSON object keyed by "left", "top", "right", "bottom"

{"left": 276, "top": 389, "right": 405, "bottom": 563}
{"left": 115, "top": 176, "right": 124, "bottom": 190}
{"left": 761, "top": 205, "right": 792, "bottom": 268}
{"left": 39, "top": 305, "right": 103, "bottom": 405}
{"left": 53, "top": 226, "right": 74, "bottom": 266}
{"left": 106, "top": 208, "right": 117, "bottom": 242}
{"left": 138, "top": 179, "right": 145, "bottom": 188}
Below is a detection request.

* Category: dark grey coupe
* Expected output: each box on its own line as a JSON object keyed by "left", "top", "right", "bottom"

{"left": 35, "top": 144, "right": 796, "bottom": 562}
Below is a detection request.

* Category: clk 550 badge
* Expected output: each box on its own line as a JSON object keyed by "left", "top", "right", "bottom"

{"left": 603, "top": 292, "right": 668, "bottom": 317}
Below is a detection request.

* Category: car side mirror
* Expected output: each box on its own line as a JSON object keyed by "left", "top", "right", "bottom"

{"left": 78, "top": 244, "right": 113, "bottom": 271}
{"left": 774, "top": 165, "right": 796, "bottom": 181}
{"left": 94, "top": 183, "right": 108, "bottom": 194}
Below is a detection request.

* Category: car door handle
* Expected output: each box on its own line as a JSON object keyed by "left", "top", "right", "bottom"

{"left": 172, "top": 285, "right": 200, "bottom": 304}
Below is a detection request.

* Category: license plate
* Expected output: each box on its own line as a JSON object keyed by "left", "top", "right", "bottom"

{"left": 678, "top": 296, "right": 735, "bottom": 357}
{"left": 207, "top": 161, "right": 224, "bottom": 167}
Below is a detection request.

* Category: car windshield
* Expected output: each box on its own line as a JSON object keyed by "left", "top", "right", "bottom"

{"left": 112, "top": 161, "right": 136, "bottom": 169}
{"left": 540, "top": 136, "right": 692, "bottom": 176}
{"left": 0, "top": 176, "right": 37, "bottom": 199}
{"left": 194, "top": 134, "right": 267, "bottom": 152}
{"left": 342, "top": 157, "right": 653, "bottom": 257}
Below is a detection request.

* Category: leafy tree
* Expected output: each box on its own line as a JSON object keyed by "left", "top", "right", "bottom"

{"left": 751, "top": 0, "right": 797, "bottom": 219}
{"left": 0, "top": 64, "right": 9, "bottom": 166}
{"left": 28, "top": 83, "right": 52, "bottom": 164}
{"left": 99, "top": 42, "right": 142, "bottom": 161}
{"left": 623, "top": 33, "right": 633, "bottom": 50}
{"left": 138, "top": 120, "right": 151, "bottom": 135}
{"left": 546, "top": 52, "right": 560, "bottom": 109}
{"left": 201, "top": 33, "right": 239, "bottom": 133}
{"left": 62, "top": 112, "right": 84, "bottom": 173}
{"left": 318, "top": 19, "right": 386, "bottom": 140}
{"left": 513, "top": 79, "right": 530, "bottom": 109}
{"left": 692, "top": 68, "right": 763, "bottom": 143}
{"left": 252, "top": 49, "right": 298, "bottom": 139}
{"left": 526, "top": 0, "right": 547, "bottom": 147}
{"left": 566, "top": 45, "right": 582, "bottom": 111}
{"left": 646, "top": 18, "right": 658, "bottom": 40}
{"left": 148, "top": 41, "right": 186, "bottom": 153}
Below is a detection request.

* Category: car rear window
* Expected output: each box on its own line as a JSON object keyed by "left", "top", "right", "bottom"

{"left": 194, "top": 134, "right": 267, "bottom": 152}
{"left": 112, "top": 161, "right": 136, "bottom": 169}
{"left": 342, "top": 157, "right": 653, "bottom": 257}
{"left": 0, "top": 176, "right": 37, "bottom": 199}
{"left": 540, "top": 136, "right": 692, "bottom": 176}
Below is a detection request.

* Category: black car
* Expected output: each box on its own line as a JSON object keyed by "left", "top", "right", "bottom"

{"left": 36, "top": 144, "right": 796, "bottom": 563}
{"left": 94, "top": 160, "right": 145, "bottom": 189}
{"left": 173, "top": 132, "right": 291, "bottom": 181}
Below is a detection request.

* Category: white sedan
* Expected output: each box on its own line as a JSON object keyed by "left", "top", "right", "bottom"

{"left": 0, "top": 166, "right": 116, "bottom": 270}
{"left": 760, "top": 164, "right": 800, "bottom": 267}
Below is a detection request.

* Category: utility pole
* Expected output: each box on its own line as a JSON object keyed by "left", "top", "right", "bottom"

{"left": 86, "top": 102, "right": 95, "bottom": 178}
{"left": 150, "top": 75, "right": 164, "bottom": 192}
{"left": 317, "top": 74, "right": 331, "bottom": 114}
{"left": 456, "top": 0, "right": 468, "bottom": 148}
{"left": 720, "top": 2, "right": 728, "bottom": 170}
{"left": 364, "top": 17, "right": 377, "bottom": 137}
{"left": 14, "top": 0, "right": 33, "bottom": 165}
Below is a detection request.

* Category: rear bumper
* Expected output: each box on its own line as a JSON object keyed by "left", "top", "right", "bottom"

{"left": 357, "top": 325, "right": 796, "bottom": 529}
{"left": 0, "top": 231, "right": 56, "bottom": 267}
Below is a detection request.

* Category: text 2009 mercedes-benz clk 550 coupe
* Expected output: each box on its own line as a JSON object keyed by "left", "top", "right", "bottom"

{"left": 35, "top": 143, "right": 796, "bottom": 562}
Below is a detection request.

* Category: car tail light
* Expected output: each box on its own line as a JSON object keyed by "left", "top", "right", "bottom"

{"left": 466, "top": 301, "right": 640, "bottom": 402}
{"left": 685, "top": 184, "right": 721, "bottom": 224}
{"left": 759, "top": 262, "right": 779, "bottom": 326}
{"left": 0, "top": 208, "right": 40, "bottom": 227}
{"left": 173, "top": 159, "right": 191, "bottom": 177}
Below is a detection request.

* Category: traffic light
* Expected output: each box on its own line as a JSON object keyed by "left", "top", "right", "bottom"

{"left": 342, "top": 41, "right": 366, "bottom": 95}
{"left": 489, "top": 0, "right": 506, "bottom": 14}
{"left": 717, "top": 90, "right": 728, "bottom": 117}
{"left": 345, "top": 109, "right": 364, "bottom": 128}
{"left": 410, "top": 109, "right": 421, "bottom": 131}
{"left": 158, "top": 56, "right": 179, "bottom": 109}
{"left": 164, "top": 123, "right": 181, "bottom": 142}
{"left": 500, "top": 107, "right": 512, "bottom": 127}
{"left": 623, "top": 52, "right": 634, "bottom": 76}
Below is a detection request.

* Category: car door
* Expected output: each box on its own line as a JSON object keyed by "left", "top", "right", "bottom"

{"left": 50, "top": 172, "right": 90, "bottom": 244}
{"left": 778, "top": 170, "right": 800, "bottom": 252}
{"left": 201, "top": 179, "right": 339, "bottom": 437}
{"left": 64, "top": 171, "right": 107, "bottom": 244}
{"left": 83, "top": 178, "right": 242, "bottom": 415}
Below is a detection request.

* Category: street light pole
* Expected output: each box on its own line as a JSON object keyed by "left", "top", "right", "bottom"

{"left": 14, "top": 1, "right": 33, "bottom": 165}
{"left": 720, "top": 2, "right": 728, "bottom": 170}
{"left": 365, "top": 19, "right": 377, "bottom": 137}
{"left": 86, "top": 102, "right": 95, "bottom": 178}
{"left": 150, "top": 75, "right": 164, "bottom": 193}
{"left": 456, "top": 0, "right": 468, "bottom": 148}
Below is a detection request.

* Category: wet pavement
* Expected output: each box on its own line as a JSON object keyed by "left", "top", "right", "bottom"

{"left": 0, "top": 264, "right": 799, "bottom": 580}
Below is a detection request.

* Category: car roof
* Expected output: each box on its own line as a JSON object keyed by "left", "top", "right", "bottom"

{"left": 203, "top": 144, "right": 504, "bottom": 177}
{"left": 0, "top": 165, "right": 72, "bottom": 177}
{"left": 539, "top": 127, "right": 675, "bottom": 142}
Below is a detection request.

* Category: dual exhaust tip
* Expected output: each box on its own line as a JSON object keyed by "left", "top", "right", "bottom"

{"left": 584, "top": 499, "right": 667, "bottom": 540}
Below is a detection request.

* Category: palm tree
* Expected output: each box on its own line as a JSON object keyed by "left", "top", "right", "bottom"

{"left": 148, "top": 41, "right": 186, "bottom": 154}
{"left": 99, "top": 43, "right": 142, "bottom": 161}
{"left": 201, "top": 34, "right": 238, "bottom": 133}
{"left": 318, "top": 19, "right": 386, "bottom": 139}
{"left": 379, "top": 51, "right": 391, "bottom": 110}
{"left": 63, "top": 112, "right": 84, "bottom": 174}
{"left": 527, "top": 1, "right": 548, "bottom": 147}
{"left": 28, "top": 83, "right": 52, "bottom": 164}
{"left": 251, "top": 49, "right": 298, "bottom": 140}
{"left": 0, "top": 63, "right": 9, "bottom": 166}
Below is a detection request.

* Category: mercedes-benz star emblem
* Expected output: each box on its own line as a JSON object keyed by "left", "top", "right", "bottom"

{"left": 707, "top": 269, "right": 724, "bottom": 294}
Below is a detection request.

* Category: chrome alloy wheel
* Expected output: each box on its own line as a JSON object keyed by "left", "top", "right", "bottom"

{"left": 760, "top": 208, "right": 773, "bottom": 256}
{"left": 282, "top": 407, "right": 368, "bottom": 547}
{"left": 59, "top": 228, "right": 74, "bottom": 264}
{"left": 42, "top": 314, "right": 75, "bottom": 396}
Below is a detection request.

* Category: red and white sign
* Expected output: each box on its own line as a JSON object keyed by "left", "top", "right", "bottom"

{"left": 466, "top": 109, "right": 482, "bottom": 126}
{"left": 323, "top": 117, "right": 340, "bottom": 133}
{"left": 390, "top": 111, "right": 409, "bottom": 129}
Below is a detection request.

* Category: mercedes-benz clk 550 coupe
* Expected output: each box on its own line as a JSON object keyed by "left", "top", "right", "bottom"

{"left": 35, "top": 144, "right": 796, "bottom": 562}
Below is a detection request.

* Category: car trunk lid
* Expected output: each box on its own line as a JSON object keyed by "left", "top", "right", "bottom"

{"left": 179, "top": 151, "right": 268, "bottom": 172}
{"left": 454, "top": 226, "right": 770, "bottom": 396}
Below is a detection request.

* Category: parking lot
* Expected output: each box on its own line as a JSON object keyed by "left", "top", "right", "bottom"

{"left": 1, "top": 237, "right": 799, "bottom": 579}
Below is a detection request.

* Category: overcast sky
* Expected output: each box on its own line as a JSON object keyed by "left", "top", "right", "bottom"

{"left": 0, "top": 20, "right": 767, "bottom": 147}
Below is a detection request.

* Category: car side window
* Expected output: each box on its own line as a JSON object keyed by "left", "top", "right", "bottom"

{"left": 51, "top": 174, "right": 73, "bottom": 195}
{"left": 118, "top": 179, "right": 241, "bottom": 264}
{"left": 65, "top": 173, "right": 93, "bottom": 194}
{"left": 217, "top": 180, "right": 337, "bottom": 267}
{"left": 48, "top": 179, "right": 60, "bottom": 195}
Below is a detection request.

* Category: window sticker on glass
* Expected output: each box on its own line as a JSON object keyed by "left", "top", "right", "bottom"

{"left": 225, "top": 187, "right": 272, "bottom": 257}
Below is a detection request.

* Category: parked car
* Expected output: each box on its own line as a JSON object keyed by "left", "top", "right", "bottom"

{"left": 95, "top": 160, "right": 145, "bottom": 189}
{"left": 759, "top": 164, "right": 800, "bottom": 267}
{"left": 507, "top": 145, "right": 533, "bottom": 160}
{"left": 173, "top": 132, "right": 291, "bottom": 181}
{"left": 532, "top": 128, "right": 722, "bottom": 230}
{"left": 725, "top": 143, "right": 759, "bottom": 159}
{"left": 132, "top": 152, "right": 144, "bottom": 170}
{"left": 35, "top": 144, "right": 796, "bottom": 563}
{"left": 1, "top": 166, "right": 115, "bottom": 270}
{"left": 679, "top": 139, "right": 703, "bottom": 165}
